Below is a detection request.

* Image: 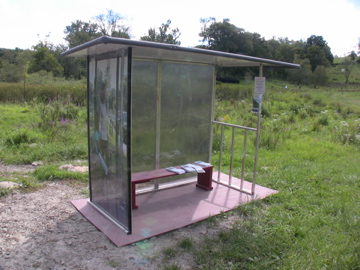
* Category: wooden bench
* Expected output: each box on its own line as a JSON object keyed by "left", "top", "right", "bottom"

{"left": 131, "top": 165, "right": 213, "bottom": 209}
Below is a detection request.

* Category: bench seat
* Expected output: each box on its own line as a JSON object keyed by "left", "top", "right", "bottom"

{"left": 132, "top": 165, "right": 213, "bottom": 209}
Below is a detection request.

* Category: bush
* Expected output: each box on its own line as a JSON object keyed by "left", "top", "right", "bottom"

{"left": 4, "top": 131, "right": 35, "bottom": 146}
{"left": 216, "top": 83, "right": 252, "bottom": 101}
{"left": 0, "top": 82, "right": 86, "bottom": 105}
{"left": 38, "top": 99, "right": 80, "bottom": 129}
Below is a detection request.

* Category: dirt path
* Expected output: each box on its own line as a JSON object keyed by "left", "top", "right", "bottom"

{"left": 0, "top": 165, "right": 233, "bottom": 269}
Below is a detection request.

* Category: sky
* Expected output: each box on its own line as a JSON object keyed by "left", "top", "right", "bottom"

{"left": 1, "top": 0, "right": 359, "bottom": 57}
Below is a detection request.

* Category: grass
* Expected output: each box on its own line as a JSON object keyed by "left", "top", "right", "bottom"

{"left": 0, "top": 81, "right": 87, "bottom": 105}
{"left": 164, "top": 82, "right": 360, "bottom": 269}
{"left": 33, "top": 165, "right": 88, "bottom": 182}
{"left": 0, "top": 103, "right": 88, "bottom": 164}
{"left": 0, "top": 101, "right": 88, "bottom": 193}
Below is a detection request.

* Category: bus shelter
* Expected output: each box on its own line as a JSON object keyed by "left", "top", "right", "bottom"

{"left": 62, "top": 36, "right": 299, "bottom": 246}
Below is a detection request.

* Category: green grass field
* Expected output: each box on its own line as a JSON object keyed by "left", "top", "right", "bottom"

{"left": 0, "top": 80, "right": 359, "bottom": 269}
{"left": 164, "top": 82, "right": 360, "bottom": 269}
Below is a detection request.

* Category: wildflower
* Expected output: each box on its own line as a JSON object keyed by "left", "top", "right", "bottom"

{"left": 61, "top": 118, "right": 69, "bottom": 125}
{"left": 341, "top": 121, "right": 349, "bottom": 127}
{"left": 223, "top": 114, "right": 231, "bottom": 121}
{"left": 355, "top": 134, "right": 360, "bottom": 141}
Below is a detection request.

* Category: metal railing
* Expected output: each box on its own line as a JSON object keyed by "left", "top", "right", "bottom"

{"left": 212, "top": 120, "right": 260, "bottom": 195}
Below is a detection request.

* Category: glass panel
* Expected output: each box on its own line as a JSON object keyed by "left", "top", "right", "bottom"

{"left": 160, "top": 63, "right": 213, "bottom": 168}
{"left": 131, "top": 60, "right": 158, "bottom": 173}
{"left": 130, "top": 57, "right": 214, "bottom": 188}
{"left": 88, "top": 52, "right": 131, "bottom": 232}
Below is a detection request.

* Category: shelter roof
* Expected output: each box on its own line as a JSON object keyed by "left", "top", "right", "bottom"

{"left": 61, "top": 36, "right": 300, "bottom": 69}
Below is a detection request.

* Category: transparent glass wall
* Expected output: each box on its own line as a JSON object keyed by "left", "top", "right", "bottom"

{"left": 160, "top": 62, "right": 213, "bottom": 167}
{"left": 130, "top": 60, "right": 158, "bottom": 173}
{"left": 131, "top": 58, "right": 214, "bottom": 179}
{"left": 88, "top": 50, "right": 131, "bottom": 232}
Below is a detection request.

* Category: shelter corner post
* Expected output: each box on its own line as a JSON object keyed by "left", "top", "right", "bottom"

{"left": 252, "top": 64, "right": 263, "bottom": 194}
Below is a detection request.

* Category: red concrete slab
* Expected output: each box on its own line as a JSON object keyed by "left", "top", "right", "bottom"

{"left": 71, "top": 173, "right": 277, "bottom": 247}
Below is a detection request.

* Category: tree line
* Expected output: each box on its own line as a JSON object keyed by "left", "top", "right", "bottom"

{"left": 0, "top": 10, "right": 359, "bottom": 85}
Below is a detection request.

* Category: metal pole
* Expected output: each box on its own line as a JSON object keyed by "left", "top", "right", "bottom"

{"left": 209, "top": 66, "right": 216, "bottom": 164}
{"left": 240, "top": 130, "right": 247, "bottom": 190}
{"left": 229, "top": 127, "right": 235, "bottom": 186}
{"left": 252, "top": 64, "right": 263, "bottom": 194}
{"left": 154, "top": 62, "right": 162, "bottom": 190}
{"left": 217, "top": 125, "right": 224, "bottom": 181}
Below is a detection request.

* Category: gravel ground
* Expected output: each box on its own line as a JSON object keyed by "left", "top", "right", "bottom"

{"left": 0, "top": 164, "right": 232, "bottom": 270}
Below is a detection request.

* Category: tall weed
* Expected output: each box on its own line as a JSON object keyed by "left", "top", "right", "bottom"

{"left": 38, "top": 97, "right": 80, "bottom": 129}
{"left": 0, "top": 82, "right": 86, "bottom": 105}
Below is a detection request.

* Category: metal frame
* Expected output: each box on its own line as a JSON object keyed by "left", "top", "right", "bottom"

{"left": 131, "top": 58, "right": 216, "bottom": 193}
{"left": 61, "top": 36, "right": 300, "bottom": 70}
{"left": 86, "top": 49, "right": 132, "bottom": 233}
{"left": 212, "top": 65, "right": 264, "bottom": 195}
{"left": 212, "top": 121, "right": 258, "bottom": 195}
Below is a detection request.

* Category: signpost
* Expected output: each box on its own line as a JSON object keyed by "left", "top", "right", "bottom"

{"left": 252, "top": 77, "right": 266, "bottom": 113}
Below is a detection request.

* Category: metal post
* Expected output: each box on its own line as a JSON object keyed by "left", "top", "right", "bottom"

{"left": 240, "top": 130, "right": 247, "bottom": 190}
{"left": 229, "top": 127, "right": 235, "bottom": 186}
{"left": 154, "top": 62, "right": 162, "bottom": 190}
{"left": 252, "top": 64, "right": 263, "bottom": 194}
{"left": 209, "top": 66, "right": 216, "bottom": 164}
{"left": 217, "top": 125, "right": 224, "bottom": 181}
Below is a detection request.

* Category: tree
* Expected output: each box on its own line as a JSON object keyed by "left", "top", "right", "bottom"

{"left": 199, "top": 18, "right": 252, "bottom": 54}
{"left": 312, "top": 65, "right": 328, "bottom": 87}
{"left": 64, "top": 20, "right": 101, "bottom": 48}
{"left": 63, "top": 10, "right": 130, "bottom": 79}
{"left": 306, "top": 45, "right": 330, "bottom": 72}
{"left": 305, "top": 35, "right": 333, "bottom": 71}
{"left": 275, "top": 42, "right": 295, "bottom": 63}
{"left": 140, "top": 20, "right": 181, "bottom": 44}
{"left": 349, "top": 50, "right": 357, "bottom": 61}
{"left": 28, "top": 43, "right": 63, "bottom": 77}
{"left": 266, "top": 38, "right": 281, "bottom": 60}
{"left": 288, "top": 55, "right": 312, "bottom": 86}
{"left": 0, "top": 62, "right": 23, "bottom": 82}
{"left": 341, "top": 58, "right": 355, "bottom": 83}
{"left": 0, "top": 48, "right": 33, "bottom": 83}
{"left": 250, "top": 33, "right": 269, "bottom": 58}
{"left": 94, "top": 9, "right": 130, "bottom": 38}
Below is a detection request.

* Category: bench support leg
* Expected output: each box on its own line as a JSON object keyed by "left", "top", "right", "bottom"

{"left": 132, "top": 183, "right": 138, "bottom": 209}
{"left": 196, "top": 166, "right": 213, "bottom": 190}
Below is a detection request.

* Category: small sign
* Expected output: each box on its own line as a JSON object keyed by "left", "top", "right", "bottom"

{"left": 254, "top": 77, "right": 266, "bottom": 94}
{"left": 252, "top": 93, "right": 262, "bottom": 113}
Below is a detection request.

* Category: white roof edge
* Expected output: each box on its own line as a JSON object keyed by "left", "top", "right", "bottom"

{"left": 61, "top": 36, "right": 300, "bottom": 69}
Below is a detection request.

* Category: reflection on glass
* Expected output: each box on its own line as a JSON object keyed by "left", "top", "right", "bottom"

{"left": 160, "top": 63, "right": 213, "bottom": 167}
{"left": 131, "top": 60, "right": 158, "bottom": 173}
{"left": 131, "top": 59, "right": 214, "bottom": 181}
{"left": 88, "top": 52, "right": 130, "bottom": 231}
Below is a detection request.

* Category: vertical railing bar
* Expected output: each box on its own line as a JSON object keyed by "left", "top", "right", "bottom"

{"left": 251, "top": 64, "right": 263, "bottom": 195}
{"left": 229, "top": 127, "right": 235, "bottom": 186}
{"left": 217, "top": 125, "right": 224, "bottom": 181}
{"left": 154, "top": 61, "right": 162, "bottom": 190}
{"left": 252, "top": 110, "right": 261, "bottom": 194}
{"left": 240, "top": 130, "right": 247, "bottom": 189}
